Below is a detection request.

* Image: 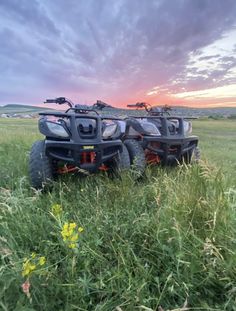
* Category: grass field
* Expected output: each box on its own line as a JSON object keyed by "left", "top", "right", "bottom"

{"left": 0, "top": 118, "right": 236, "bottom": 311}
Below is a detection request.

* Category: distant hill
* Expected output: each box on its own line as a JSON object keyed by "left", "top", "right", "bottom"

{"left": 167, "top": 106, "right": 236, "bottom": 117}
{"left": 101, "top": 106, "right": 236, "bottom": 118}
{"left": 0, "top": 104, "right": 54, "bottom": 114}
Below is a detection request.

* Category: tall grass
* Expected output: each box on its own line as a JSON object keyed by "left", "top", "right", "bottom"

{"left": 1, "top": 164, "right": 236, "bottom": 310}
{"left": 0, "top": 119, "right": 236, "bottom": 310}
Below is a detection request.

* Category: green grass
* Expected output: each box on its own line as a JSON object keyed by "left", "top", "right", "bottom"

{"left": 193, "top": 120, "right": 236, "bottom": 167}
{"left": 0, "top": 119, "right": 236, "bottom": 311}
{"left": 193, "top": 119, "right": 236, "bottom": 185}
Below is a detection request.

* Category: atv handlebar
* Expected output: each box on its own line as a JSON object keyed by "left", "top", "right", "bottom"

{"left": 127, "top": 102, "right": 149, "bottom": 109}
{"left": 127, "top": 102, "right": 172, "bottom": 116}
{"left": 44, "top": 97, "right": 73, "bottom": 108}
{"left": 44, "top": 98, "right": 114, "bottom": 111}
{"left": 127, "top": 102, "right": 153, "bottom": 113}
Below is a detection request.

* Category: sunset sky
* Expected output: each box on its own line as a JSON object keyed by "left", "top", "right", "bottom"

{"left": 0, "top": 0, "right": 236, "bottom": 108}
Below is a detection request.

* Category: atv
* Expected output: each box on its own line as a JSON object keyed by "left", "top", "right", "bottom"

{"left": 29, "top": 97, "right": 132, "bottom": 189}
{"left": 125, "top": 102, "right": 200, "bottom": 167}
{"left": 29, "top": 97, "right": 199, "bottom": 189}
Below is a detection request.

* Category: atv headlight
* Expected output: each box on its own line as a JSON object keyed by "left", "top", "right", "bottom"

{"left": 183, "top": 121, "right": 192, "bottom": 135}
{"left": 140, "top": 121, "right": 161, "bottom": 136}
{"left": 46, "top": 121, "right": 69, "bottom": 138}
{"left": 102, "top": 123, "right": 117, "bottom": 139}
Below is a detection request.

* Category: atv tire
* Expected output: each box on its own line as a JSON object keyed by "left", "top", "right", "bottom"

{"left": 124, "top": 139, "right": 146, "bottom": 176}
{"left": 107, "top": 143, "right": 130, "bottom": 174}
{"left": 183, "top": 146, "right": 200, "bottom": 164}
{"left": 29, "top": 140, "right": 55, "bottom": 189}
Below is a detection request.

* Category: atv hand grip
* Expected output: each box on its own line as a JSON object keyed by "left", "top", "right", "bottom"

{"left": 127, "top": 104, "right": 137, "bottom": 107}
{"left": 127, "top": 102, "right": 146, "bottom": 108}
{"left": 45, "top": 97, "right": 66, "bottom": 104}
{"left": 45, "top": 99, "right": 56, "bottom": 103}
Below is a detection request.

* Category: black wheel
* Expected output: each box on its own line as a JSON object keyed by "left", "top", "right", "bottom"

{"left": 29, "top": 140, "right": 55, "bottom": 189}
{"left": 183, "top": 146, "right": 200, "bottom": 164}
{"left": 124, "top": 139, "right": 146, "bottom": 176}
{"left": 106, "top": 143, "right": 130, "bottom": 174}
{"left": 192, "top": 146, "right": 201, "bottom": 163}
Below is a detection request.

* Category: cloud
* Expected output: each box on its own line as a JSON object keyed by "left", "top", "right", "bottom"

{"left": 0, "top": 0, "right": 236, "bottom": 106}
{"left": 175, "top": 84, "right": 236, "bottom": 99}
{"left": 0, "top": 0, "right": 60, "bottom": 36}
{"left": 198, "top": 55, "right": 221, "bottom": 61}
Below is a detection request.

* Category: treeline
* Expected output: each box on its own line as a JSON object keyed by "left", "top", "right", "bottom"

{"left": 208, "top": 114, "right": 236, "bottom": 120}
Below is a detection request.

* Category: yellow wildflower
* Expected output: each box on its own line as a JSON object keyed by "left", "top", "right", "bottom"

{"left": 39, "top": 256, "right": 46, "bottom": 266}
{"left": 61, "top": 222, "right": 71, "bottom": 239}
{"left": 22, "top": 254, "right": 47, "bottom": 278}
{"left": 68, "top": 243, "right": 76, "bottom": 249}
{"left": 51, "top": 204, "right": 62, "bottom": 217}
{"left": 61, "top": 222, "right": 84, "bottom": 249}
{"left": 22, "top": 261, "right": 36, "bottom": 277}
{"left": 70, "top": 233, "right": 79, "bottom": 242}
{"left": 31, "top": 252, "right": 36, "bottom": 259}
{"left": 64, "top": 222, "right": 69, "bottom": 229}
{"left": 69, "top": 223, "right": 77, "bottom": 230}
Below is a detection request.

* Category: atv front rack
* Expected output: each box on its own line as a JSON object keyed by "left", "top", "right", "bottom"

{"left": 39, "top": 111, "right": 125, "bottom": 121}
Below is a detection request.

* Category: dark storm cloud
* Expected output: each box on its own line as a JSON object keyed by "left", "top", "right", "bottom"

{"left": 0, "top": 0, "right": 236, "bottom": 105}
